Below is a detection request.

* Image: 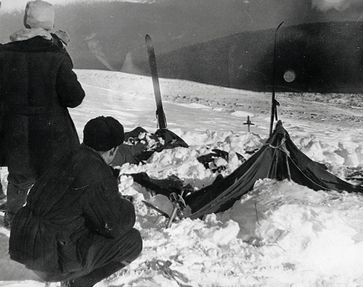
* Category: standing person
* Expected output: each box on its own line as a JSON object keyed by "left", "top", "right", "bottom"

{"left": 9, "top": 116, "right": 143, "bottom": 287}
{"left": 0, "top": 0, "right": 85, "bottom": 226}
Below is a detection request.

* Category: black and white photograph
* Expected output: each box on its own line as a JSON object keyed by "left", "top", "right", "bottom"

{"left": 1, "top": 0, "right": 363, "bottom": 286}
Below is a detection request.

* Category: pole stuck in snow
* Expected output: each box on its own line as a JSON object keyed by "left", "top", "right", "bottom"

{"left": 269, "top": 21, "right": 284, "bottom": 137}
{"left": 243, "top": 115, "right": 254, "bottom": 132}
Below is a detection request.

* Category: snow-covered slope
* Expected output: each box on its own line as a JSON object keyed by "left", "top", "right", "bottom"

{"left": 1, "top": 70, "right": 363, "bottom": 286}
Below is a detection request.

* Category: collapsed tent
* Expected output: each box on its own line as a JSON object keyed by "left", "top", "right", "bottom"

{"left": 130, "top": 121, "right": 363, "bottom": 220}
{"left": 185, "top": 121, "right": 363, "bottom": 219}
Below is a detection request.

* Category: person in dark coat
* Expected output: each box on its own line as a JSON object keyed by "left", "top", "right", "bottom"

{"left": 9, "top": 116, "right": 143, "bottom": 287}
{"left": 0, "top": 0, "right": 85, "bottom": 225}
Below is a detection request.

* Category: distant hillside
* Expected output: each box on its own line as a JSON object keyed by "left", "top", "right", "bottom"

{"left": 0, "top": 0, "right": 286, "bottom": 70}
{"left": 0, "top": 0, "right": 360, "bottom": 75}
{"left": 2, "top": 2, "right": 363, "bottom": 92}
{"left": 132, "top": 21, "right": 363, "bottom": 93}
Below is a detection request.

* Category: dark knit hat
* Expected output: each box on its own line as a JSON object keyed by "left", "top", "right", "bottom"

{"left": 83, "top": 116, "right": 124, "bottom": 151}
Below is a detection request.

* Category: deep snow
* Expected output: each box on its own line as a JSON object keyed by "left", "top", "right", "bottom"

{"left": 1, "top": 70, "right": 363, "bottom": 286}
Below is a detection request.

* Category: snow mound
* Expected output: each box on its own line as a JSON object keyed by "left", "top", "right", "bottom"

{"left": 219, "top": 179, "right": 363, "bottom": 285}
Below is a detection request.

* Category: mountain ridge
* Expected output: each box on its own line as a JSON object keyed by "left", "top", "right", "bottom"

{"left": 129, "top": 21, "right": 363, "bottom": 93}
{"left": 1, "top": 2, "right": 362, "bottom": 92}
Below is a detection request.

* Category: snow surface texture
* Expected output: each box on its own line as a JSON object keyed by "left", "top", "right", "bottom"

{"left": 1, "top": 70, "right": 363, "bottom": 286}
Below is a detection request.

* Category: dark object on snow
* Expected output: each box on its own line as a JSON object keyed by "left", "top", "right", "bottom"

{"left": 112, "top": 127, "right": 188, "bottom": 166}
{"left": 197, "top": 148, "right": 245, "bottom": 172}
{"left": 115, "top": 143, "right": 153, "bottom": 165}
{"left": 124, "top": 127, "right": 148, "bottom": 142}
{"left": 197, "top": 148, "right": 230, "bottom": 170}
{"left": 130, "top": 172, "right": 193, "bottom": 198}
{"left": 154, "top": 128, "right": 189, "bottom": 150}
{"left": 186, "top": 121, "right": 363, "bottom": 219}
{"left": 9, "top": 144, "right": 142, "bottom": 282}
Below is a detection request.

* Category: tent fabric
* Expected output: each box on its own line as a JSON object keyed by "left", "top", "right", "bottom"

{"left": 130, "top": 172, "right": 193, "bottom": 198}
{"left": 111, "top": 127, "right": 188, "bottom": 167}
{"left": 185, "top": 121, "right": 363, "bottom": 219}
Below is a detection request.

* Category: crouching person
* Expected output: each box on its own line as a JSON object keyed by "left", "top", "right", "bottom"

{"left": 9, "top": 116, "right": 142, "bottom": 287}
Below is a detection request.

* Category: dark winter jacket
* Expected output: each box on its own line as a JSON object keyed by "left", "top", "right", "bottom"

{"left": 0, "top": 36, "right": 85, "bottom": 175}
{"left": 9, "top": 144, "right": 136, "bottom": 274}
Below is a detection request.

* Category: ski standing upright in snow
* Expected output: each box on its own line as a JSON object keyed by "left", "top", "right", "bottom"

{"left": 145, "top": 34, "right": 167, "bottom": 129}
{"left": 269, "top": 21, "right": 284, "bottom": 136}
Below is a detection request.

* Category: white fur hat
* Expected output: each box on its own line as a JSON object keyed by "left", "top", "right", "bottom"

{"left": 24, "top": 0, "right": 55, "bottom": 30}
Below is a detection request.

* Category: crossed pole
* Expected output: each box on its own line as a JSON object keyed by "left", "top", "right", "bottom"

{"left": 243, "top": 115, "right": 254, "bottom": 132}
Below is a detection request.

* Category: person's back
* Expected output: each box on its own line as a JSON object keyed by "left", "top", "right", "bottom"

{"left": 9, "top": 116, "right": 142, "bottom": 287}
{"left": 0, "top": 0, "right": 85, "bottom": 225}
{"left": 0, "top": 37, "right": 83, "bottom": 174}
